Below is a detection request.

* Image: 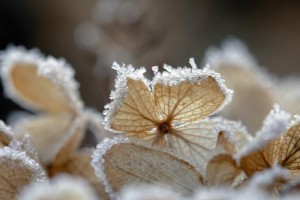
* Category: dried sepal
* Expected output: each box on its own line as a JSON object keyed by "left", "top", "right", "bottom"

{"left": 49, "top": 150, "right": 108, "bottom": 200}
{"left": 17, "top": 175, "right": 97, "bottom": 200}
{"left": 206, "top": 154, "right": 243, "bottom": 187}
{"left": 104, "top": 60, "right": 232, "bottom": 171}
{"left": 0, "top": 46, "right": 83, "bottom": 113}
{"left": 13, "top": 113, "right": 81, "bottom": 164}
{"left": 0, "top": 147, "right": 46, "bottom": 200}
{"left": 92, "top": 137, "right": 204, "bottom": 199}
{"left": 240, "top": 113, "right": 300, "bottom": 178}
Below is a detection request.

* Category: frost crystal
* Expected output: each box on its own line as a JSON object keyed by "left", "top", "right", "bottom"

{"left": 238, "top": 105, "right": 290, "bottom": 158}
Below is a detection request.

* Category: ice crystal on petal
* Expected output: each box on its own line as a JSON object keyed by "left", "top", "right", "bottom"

{"left": 0, "top": 147, "right": 46, "bottom": 200}
{"left": 38, "top": 57, "right": 83, "bottom": 112}
{"left": 238, "top": 105, "right": 290, "bottom": 159}
{"left": 0, "top": 46, "right": 44, "bottom": 111}
{"left": 17, "top": 175, "right": 97, "bottom": 200}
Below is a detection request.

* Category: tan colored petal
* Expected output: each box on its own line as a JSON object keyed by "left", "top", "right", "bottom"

{"left": 93, "top": 140, "right": 203, "bottom": 196}
{"left": 154, "top": 76, "right": 226, "bottom": 123}
{"left": 51, "top": 122, "right": 84, "bottom": 166}
{"left": 278, "top": 123, "right": 300, "bottom": 176}
{"left": 49, "top": 151, "right": 108, "bottom": 200}
{"left": 206, "top": 154, "right": 242, "bottom": 186}
{"left": 9, "top": 63, "right": 73, "bottom": 112}
{"left": 217, "top": 131, "right": 236, "bottom": 154}
{"left": 0, "top": 148, "right": 46, "bottom": 200}
{"left": 169, "top": 121, "right": 220, "bottom": 172}
{"left": 240, "top": 138, "right": 281, "bottom": 177}
{"left": 109, "top": 78, "right": 159, "bottom": 134}
{"left": 14, "top": 113, "right": 75, "bottom": 164}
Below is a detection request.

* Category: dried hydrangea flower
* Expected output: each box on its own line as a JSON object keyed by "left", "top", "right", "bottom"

{"left": 238, "top": 106, "right": 300, "bottom": 178}
{"left": 104, "top": 58, "right": 232, "bottom": 171}
{"left": 17, "top": 175, "right": 98, "bottom": 200}
{"left": 92, "top": 137, "right": 204, "bottom": 199}
{"left": 0, "top": 147, "right": 46, "bottom": 200}
{"left": 0, "top": 46, "right": 108, "bottom": 199}
{"left": 0, "top": 46, "right": 84, "bottom": 164}
{"left": 204, "top": 38, "right": 274, "bottom": 134}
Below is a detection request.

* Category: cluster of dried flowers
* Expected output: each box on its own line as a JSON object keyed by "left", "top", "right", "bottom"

{"left": 1, "top": 39, "right": 300, "bottom": 200}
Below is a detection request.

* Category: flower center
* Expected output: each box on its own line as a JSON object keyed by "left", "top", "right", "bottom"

{"left": 159, "top": 122, "right": 171, "bottom": 135}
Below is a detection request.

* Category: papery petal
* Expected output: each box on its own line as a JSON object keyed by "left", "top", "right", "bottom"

{"left": 92, "top": 137, "right": 203, "bottom": 199}
{"left": 13, "top": 113, "right": 78, "bottom": 164}
{"left": 106, "top": 78, "right": 159, "bottom": 134}
{"left": 206, "top": 154, "right": 243, "bottom": 187}
{"left": 49, "top": 150, "right": 109, "bottom": 200}
{"left": 0, "top": 147, "right": 46, "bottom": 200}
{"left": 0, "top": 47, "right": 83, "bottom": 112}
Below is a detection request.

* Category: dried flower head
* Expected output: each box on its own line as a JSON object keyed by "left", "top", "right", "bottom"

{"left": 104, "top": 58, "right": 232, "bottom": 171}
{"left": 0, "top": 46, "right": 108, "bottom": 199}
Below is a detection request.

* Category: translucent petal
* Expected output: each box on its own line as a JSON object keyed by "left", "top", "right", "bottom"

{"left": 50, "top": 121, "right": 84, "bottom": 166}
{"left": 108, "top": 78, "right": 159, "bottom": 134}
{"left": 13, "top": 113, "right": 76, "bottom": 164}
{"left": 154, "top": 76, "right": 226, "bottom": 123}
{"left": 240, "top": 138, "right": 281, "bottom": 177}
{"left": 0, "top": 147, "right": 46, "bottom": 200}
{"left": 169, "top": 120, "right": 222, "bottom": 172}
{"left": 17, "top": 175, "right": 97, "bottom": 200}
{"left": 49, "top": 151, "right": 108, "bottom": 200}
{"left": 92, "top": 138, "right": 203, "bottom": 199}
{"left": 5, "top": 62, "right": 72, "bottom": 112}
{"left": 206, "top": 154, "right": 242, "bottom": 187}
{"left": 278, "top": 123, "right": 300, "bottom": 176}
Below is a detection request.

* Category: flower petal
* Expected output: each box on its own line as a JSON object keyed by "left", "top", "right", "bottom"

{"left": 0, "top": 147, "right": 46, "bottom": 200}
{"left": 154, "top": 76, "right": 226, "bottom": 123}
{"left": 106, "top": 78, "right": 159, "bottom": 134}
{"left": 92, "top": 137, "right": 203, "bottom": 199}
{"left": 0, "top": 46, "right": 82, "bottom": 112}
{"left": 49, "top": 150, "right": 109, "bottom": 200}
{"left": 206, "top": 154, "right": 243, "bottom": 187}
{"left": 13, "top": 113, "right": 78, "bottom": 164}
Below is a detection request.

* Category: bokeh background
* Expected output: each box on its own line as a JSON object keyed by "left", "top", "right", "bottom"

{"left": 1, "top": 0, "right": 300, "bottom": 121}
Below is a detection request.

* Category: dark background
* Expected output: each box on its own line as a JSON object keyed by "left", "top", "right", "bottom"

{"left": 1, "top": 0, "right": 300, "bottom": 121}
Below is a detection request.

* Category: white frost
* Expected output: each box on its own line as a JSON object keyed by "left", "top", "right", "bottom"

{"left": 17, "top": 175, "right": 97, "bottom": 200}
{"left": 237, "top": 105, "right": 290, "bottom": 159}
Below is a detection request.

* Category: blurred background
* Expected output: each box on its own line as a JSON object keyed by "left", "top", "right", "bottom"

{"left": 1, "top": 0, "right": 300, "bottom": 121}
